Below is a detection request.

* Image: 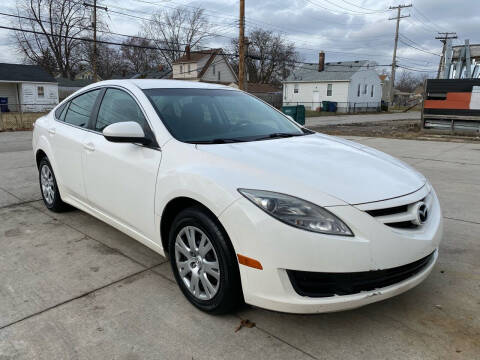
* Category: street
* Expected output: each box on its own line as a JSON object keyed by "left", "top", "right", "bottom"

{"left": 0, "top": 130, "right": 479, "bottom": 359}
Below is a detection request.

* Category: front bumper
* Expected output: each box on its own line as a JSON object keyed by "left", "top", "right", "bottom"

{"left": 219, "top": 189, "right": 443, "bottom": 314}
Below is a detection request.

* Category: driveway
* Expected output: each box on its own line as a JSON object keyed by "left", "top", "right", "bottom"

{"left": 0, "top": 131, "right": 479, "bottom": 359}
{"left": 306, "top": 111, "right": 421, "bottom": 127}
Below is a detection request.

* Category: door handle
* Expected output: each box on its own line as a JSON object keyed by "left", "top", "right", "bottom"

{"left": 83, "top": 143, "right": 95, "bottom": 152}
{"left": 48, "top": 128, "right": 56, "bottom": 135}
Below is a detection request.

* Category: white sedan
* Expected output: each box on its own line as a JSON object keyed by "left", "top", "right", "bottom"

{"left": 33, "top": 80, "right": 442, "bottom": 314}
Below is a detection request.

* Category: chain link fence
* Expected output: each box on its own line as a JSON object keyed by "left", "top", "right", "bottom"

{"left": 282, "top": 101, "right": 385, "bottom": 114}
{"left": 0, "top": 103, "right": 57, "bottom": 131}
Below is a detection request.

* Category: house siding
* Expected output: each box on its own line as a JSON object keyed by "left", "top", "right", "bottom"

{"left": 172, "top": 63, "right": 199, "bottom": 80}
{"left": 347, "top": 70, "right": 382, "bottom": 109}
{"left": 283, "top": 81, "right": 350, "bottom": 110}
{"left": 20, "top": 83, "right": 58, "bottom": 112}
{"left": 200, "top": 55, "right": 236, "bottom": 83}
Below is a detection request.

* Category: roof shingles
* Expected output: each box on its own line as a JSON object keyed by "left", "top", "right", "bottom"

{"left": 0, "top": 63, "right": 56, "bottom": 83}
{"left": 285, "top": 60, "right": 375, "bottom": 82}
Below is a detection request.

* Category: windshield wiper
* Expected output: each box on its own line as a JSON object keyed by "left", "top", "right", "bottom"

{"left": 253, "top": 132, "right": 306, "bottom": 141}
{"left": 187, "top": 138, "right": 247, "bottom": 144}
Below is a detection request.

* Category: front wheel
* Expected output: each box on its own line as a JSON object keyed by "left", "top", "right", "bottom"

{"left": 168, "top": 207, "right": 243, "bottom": 314}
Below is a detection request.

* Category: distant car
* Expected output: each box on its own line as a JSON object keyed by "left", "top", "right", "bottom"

{"left": 32, "top": 80, "right": 443, "bottom": 314}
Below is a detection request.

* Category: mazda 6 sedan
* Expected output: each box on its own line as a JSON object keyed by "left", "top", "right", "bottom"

{"left": 33, "top": 79, "right": 442, "bottom": 314}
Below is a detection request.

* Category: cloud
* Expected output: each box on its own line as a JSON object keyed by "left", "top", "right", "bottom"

{"left": 0, "top": 0, "right": 476, "bottom": 75}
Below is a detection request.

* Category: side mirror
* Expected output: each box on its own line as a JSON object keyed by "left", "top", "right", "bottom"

{"left": 103, "top": 121, "right": 150, "bottom": 145}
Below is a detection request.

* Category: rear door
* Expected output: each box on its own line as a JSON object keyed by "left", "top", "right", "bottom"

{"left": 82, "top": 87, "right": 161, "bottom": 240}
{"left": 50, "top": 89, "right": 102, "bottom": 201}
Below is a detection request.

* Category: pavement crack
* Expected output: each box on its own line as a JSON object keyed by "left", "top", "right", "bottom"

{"left": 0, "top": 265, "right": 159, "bottom": 332}
{"left": 234, "top": 314, "right": 319, "bottom": 360}
{"left": 444, "top": 216, "right": 480, "bottom": 225}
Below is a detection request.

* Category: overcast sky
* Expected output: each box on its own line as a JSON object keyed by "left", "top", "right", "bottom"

{"left": 1, "top": 0, "right": 477, "bottom": 75}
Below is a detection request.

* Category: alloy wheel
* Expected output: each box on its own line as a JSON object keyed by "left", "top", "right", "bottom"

{"left": 174, "top": 226, "right": 220, "bottom": 300}
{"left": 40, "top": 164, "right": 55, "bottom": 205}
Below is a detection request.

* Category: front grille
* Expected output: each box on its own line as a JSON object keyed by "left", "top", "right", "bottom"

{"left": 364, "top": 192, "right": 433, "bottom": 229}
{"left": 287, "top": 252, "right": 434, "bottom": 297}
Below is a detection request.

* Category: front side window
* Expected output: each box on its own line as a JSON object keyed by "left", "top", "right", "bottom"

{"left": 144, "top": 88, "right": 305, "bottom": 143}
{"left": 63, "top": 89, "right": 101, "bottom": 128}
{"left": 327, "top": 83, "right": 332, "bottom": 96}
{"left": 95, "top": 88, "right": 147, "bottom": 132}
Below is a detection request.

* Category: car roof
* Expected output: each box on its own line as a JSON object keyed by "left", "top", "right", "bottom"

{"left": 90, "top": 79, "right": 237, "bottom": 91}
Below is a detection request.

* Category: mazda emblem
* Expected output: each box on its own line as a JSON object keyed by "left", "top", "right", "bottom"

{"left": 413, "top": 202, "right": 428, "bottom": 225}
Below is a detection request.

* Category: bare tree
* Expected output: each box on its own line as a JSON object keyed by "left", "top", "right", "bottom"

{"left": 14, "top": 0, "right": 90, "bottom": 77}
{"left": 142, "top": 7, "right": 211, "bottom": 68}
{"left": 395, "top": 70, "right": 428, "bottom": 93}
{"left": 79, "top": 39, "right": 125, "bottom": 79}
{"left": 230, "top": 29, "right": 299, "bottom": 84}
{"left": 121, "top": 36, "right": 163, "bottom": 74}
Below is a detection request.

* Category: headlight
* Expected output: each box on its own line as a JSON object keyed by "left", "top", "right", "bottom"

{"left": 238, "top": 189, "right": 353, "bottom": 236}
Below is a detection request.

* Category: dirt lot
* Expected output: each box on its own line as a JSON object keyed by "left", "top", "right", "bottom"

{"left": 309, "top": 119, "right": 480, "bottom": 142}
{"left": 1, "top": 131, "right": 479, "bottom": 359}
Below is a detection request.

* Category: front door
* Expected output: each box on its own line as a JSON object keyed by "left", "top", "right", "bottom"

{"left": 82, "top": 88, "right": 161, "bottom": 240}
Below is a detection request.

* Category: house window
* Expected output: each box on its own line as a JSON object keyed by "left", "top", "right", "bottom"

{"left": 363, "top": 84, "right": 367, "bottom": 95}
{"left": 180, "top": 65, "right": 183, "bottom": 74}
{"left": 212, "top": 64, "right": 215, "bottom": 74}
{"left": 187, "top": 64, "right": 191, "bottom": 73}
{"left": 371, "top": 84, "right": 374, "bottom": 97}
{"left": 294, "top": 84, "right": 299, "bottom": 94}
{"left": 37, "top": 86, "right": 44, "bottom": 98}
{"left": 327, "top": 83, "right": 332, "bottom": 96}
{"left": 357, "top": 84, "right": 360, "bottom": 97}
{"left": 218, "top": 71, "right": 221, "bottom": 81}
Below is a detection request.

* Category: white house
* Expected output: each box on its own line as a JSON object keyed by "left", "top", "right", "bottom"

{"left": 283, "top": 53, "right": 382, "bottom": 112}
{"left": 0, "top": 63, "right": 58, "bottom": 113}
{"left": 172, "top": 47, "right": 237, "bottom": 84}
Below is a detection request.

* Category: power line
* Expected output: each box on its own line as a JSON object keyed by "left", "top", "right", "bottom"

{"left": 339, "top": 0, "right": 387, "bottom": 12}
{"left": 398, "top": 37, "right": 441, "bottom": 57}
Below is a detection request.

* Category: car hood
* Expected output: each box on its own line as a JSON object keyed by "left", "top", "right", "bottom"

{"left": 196, "top": 133, "right": 426, "bottom": 205}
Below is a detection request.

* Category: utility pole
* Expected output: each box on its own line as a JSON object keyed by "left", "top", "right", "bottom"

{"left": 435, "top": 32, "right": 457, "bottom": 79}
{"left": 84, "top": 1, "right": 107, "bottom": 82}
{"left": 388, "top": 4, "right": 411, "bottom": 106}
{"left": 238, "top": 0, "right": 245, "bottom": 90}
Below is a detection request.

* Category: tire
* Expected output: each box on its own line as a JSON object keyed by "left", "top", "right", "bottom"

{"left": 168, "top": 206, "right": 243, "bottom": 314}
{"left": 38, "top": 157, "right": 70, "bottom": 212}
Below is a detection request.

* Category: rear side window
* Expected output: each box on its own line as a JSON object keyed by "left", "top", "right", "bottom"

{"left": 63, "top": 89, "right": 101, "bottom": 128}
{"left": 95, "top": 88, "right": 147, "bottom": 132}
{"left": 54, "top": 103, "right": 67, "bottom": 119}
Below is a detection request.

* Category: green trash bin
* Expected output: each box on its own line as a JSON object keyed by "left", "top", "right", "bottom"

{"left": 295, "top": 105, "right": 305, "bottom": 125}
{"left": 281, "top": 105, "right": 305, "bottom": 125}
{"left": 322, "top": 101, "right": 330, "bottom": 112}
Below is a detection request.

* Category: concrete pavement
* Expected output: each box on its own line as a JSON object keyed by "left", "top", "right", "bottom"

{"left": 306, "top": 111, "right": 421, "bottom": 127}
{"left": 0, "top": 131, "right": 479, "bottom": 359}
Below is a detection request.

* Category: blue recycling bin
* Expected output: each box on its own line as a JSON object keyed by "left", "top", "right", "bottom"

{"left": 328, "top": 101, "right": 337, "bottom": 112}
{"left": 0, "top": 97, "right": 8, "bottom": 113}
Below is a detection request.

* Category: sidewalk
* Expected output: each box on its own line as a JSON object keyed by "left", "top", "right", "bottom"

{"left": 306, "top": 111, "right": 421, "bottom": 127}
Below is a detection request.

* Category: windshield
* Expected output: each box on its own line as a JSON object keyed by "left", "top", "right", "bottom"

{"left": 143, "top": 88, "right": 307, "bottom": 143}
